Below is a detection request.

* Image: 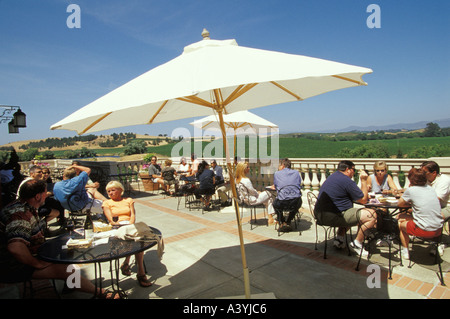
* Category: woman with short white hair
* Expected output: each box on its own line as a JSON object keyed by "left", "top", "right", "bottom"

{"left": 102, "top": 181, "right": 152, "bottom": 287}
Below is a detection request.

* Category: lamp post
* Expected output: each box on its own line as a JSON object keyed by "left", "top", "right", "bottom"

{"left": 0, "top": 105, "right": 26, "bottom": 134}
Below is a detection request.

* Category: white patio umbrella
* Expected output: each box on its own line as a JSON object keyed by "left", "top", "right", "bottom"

{"left": 51, "top": 29, "right": 372, "bottom": 298}
{"left": 190, "top": 110, "right": 278, "bottom": 156}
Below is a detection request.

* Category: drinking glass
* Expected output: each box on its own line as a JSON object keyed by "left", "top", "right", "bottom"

{"left": 66, "top": 220, "right": 75, "bottom": 237}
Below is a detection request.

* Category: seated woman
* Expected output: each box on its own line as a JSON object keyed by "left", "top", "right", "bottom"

{"left": 102, "top": 181, "right": 152, "bottom": 287}
{"left": 41, "top": 167, "right": 54, "bottom": 195}
{"left": 397, "top": 168, "right": 444, "bottom": 260}
{"left": 178, "top": 157, "right": 191, "bottom": 180}
{"left": 194, "top": 161, "right": 215, "bottom": 209}
{"left": 367, "top": 160, "right": 398, "bottom": 195}
{"left": 235, "top": 162, "right": 275, "bottom": 223}
{"left": 161, "top": 159, "right": 178, "bottom": 195}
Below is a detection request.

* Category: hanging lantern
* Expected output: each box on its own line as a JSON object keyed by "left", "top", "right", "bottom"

{"left": 8, "top": 119, "right": 19, "bottom": 133}
{"left": 13, "top": 108, "right": 26, "bottom": 128}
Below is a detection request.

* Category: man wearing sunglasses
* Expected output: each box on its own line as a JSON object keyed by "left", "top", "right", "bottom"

{"left": 421, "top": 161, "right": 450, "bottom": 220}
{"left": 314, "top": 160, "right": 376, "bottom": 257}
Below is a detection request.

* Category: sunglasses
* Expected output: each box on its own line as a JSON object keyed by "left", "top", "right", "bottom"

{"left": 376, "top": 169, "right": 385, "bottom": 172}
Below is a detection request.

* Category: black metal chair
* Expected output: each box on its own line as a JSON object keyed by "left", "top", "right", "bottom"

{"left": 273, "top": 184, "right": 302, "bottom": 236}
{"left": 408, "top": 227, "right": 446, "bottom": 286}
{"left": 237, "top": 183, "right": 267, "bottom": 230}
{"left": 307, "top": 191, "right": 352, "bottom": 259}
{"left": 66, "top": 193, "right": 93, "bottom": 227}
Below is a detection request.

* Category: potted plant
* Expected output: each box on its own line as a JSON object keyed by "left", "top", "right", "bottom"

{"left": 139, "top": 159, "right": 159, "bottom": 191}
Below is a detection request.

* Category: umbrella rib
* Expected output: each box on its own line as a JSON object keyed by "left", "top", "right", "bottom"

{"left": 270, "top": 81, "right": 303, "bottom": 101}
{"left": 147, "top": 100, "right": 168, "bottom": 124}
{"left": 201, "top": 121, "right": 215, "bottom": 129}
{"left": 80, "top": 112, "right": 112, "bottom": 135}
{"left": 222, "top": 83, "right": 258, "bottom": 106}
{"left": 177, "top": 96, "right": 216, "bottom": 108}
{"left": 332, "top": 75, "right": 366, "bottom": 85}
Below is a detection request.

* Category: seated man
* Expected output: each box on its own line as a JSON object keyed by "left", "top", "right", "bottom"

{"left": 71, "top": 161, "right": 107, "bottom": 202}
{"left": 421, "top": 160, "right": 450, "bottom": 255}
{"left": 211, "top": 160, "right": 231, "bottom": 206}
{"left": 0, "top": 179, "right": 118, "bottom": 298}
{"left": 272, "top": 158, "right": 302, "bottom": 231}
{"left": 421, "top": 161, "right": 450, "bottom": 220}
{"left": 53, "top": 164, "right": 104, "bottom": 217}
{"left": 314, "top": 160, "right": 376, "bottom": 257}
{"left": 17, "top": 165, "right": 65, "bottom": 231}
{"left": 148, "top": 156, "right": 165, "bottom": 189}
{"left": 211, "top": 160, "right": 224, "bottom": 185}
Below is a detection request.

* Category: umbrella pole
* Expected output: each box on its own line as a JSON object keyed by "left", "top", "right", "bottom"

{"left": 217, "top": 110, "right": 251, "bottom": 299}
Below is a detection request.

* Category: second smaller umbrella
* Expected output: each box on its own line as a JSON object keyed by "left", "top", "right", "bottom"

{"left": 190, "top": 110, "right": 279, "bottom": 157}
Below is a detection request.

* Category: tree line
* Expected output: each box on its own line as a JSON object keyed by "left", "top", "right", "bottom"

{"left": 295, "top": 122, "right": 450, "bottom": 142}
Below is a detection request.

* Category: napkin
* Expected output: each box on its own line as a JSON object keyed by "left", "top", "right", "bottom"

{"left": 115, "top": 222, "right": 164, "bottom": 259}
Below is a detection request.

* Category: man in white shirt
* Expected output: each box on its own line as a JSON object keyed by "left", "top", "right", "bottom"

{"left": 421, "top": 161, "right": 450, "bottom": 220}
{"left": 421, "top": 161, "right": 450, "bottom": 256}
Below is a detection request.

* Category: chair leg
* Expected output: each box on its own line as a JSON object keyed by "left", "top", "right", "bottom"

{"left": 323, "top": 227, "right": 332, "bottom": 259}
{"left": 434, "top": 243, "right": 446, "bottom": 286}
{"left": 314, "top": 224, "right": 319, "bottom": 251}
{"left": 408, "top": 237, "right": 446, "bottom": 286}
{"left": 346, "top": 228, "right": 352, "bottom": 256}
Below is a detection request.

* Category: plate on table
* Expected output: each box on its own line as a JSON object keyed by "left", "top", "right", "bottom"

{"left": 66, "top": 238, "right": 93, "bottom": 249}
{"left": 386, "top": 198, "right": 398, "bottom": 205}
{"left": 119, "top": 221, "right": 130, "bottom": 225}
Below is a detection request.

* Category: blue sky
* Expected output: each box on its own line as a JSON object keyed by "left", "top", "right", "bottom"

{"left": 0, "top": 0, "right": 449, "bottom": 146}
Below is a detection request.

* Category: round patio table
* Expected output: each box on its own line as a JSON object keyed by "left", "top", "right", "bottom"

{"left": 357, "top": 199, "right": 408, "bottom": 279}
{"left": 37, "top": 226, "right": 162, "bottom": 298}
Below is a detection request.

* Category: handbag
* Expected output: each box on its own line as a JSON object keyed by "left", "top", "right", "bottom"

{"left": 376, "top": 211, "right": 399, "bottom": 235}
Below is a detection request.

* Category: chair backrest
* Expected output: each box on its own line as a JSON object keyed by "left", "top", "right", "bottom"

{"left": 66, "top": 192, "right": 92, "bottom": 214}
{"left": 276, "top": 184, "right": 301, "bottom": 200}
{"left": 237, "top": 183, "right": 250, "bottom": 205}
{"left": 307, "top": 191, "right": 318, "bottom": 220}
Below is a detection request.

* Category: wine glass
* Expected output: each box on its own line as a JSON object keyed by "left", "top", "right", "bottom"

{"left": 66, "top": 219, "right": 75, "bottom": 237}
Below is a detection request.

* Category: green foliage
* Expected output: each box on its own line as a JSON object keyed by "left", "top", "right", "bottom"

{"left": 0, "top": 150, "right": 10, "bottom": 162}
{"left": 62, "top": 147, "right": 97, "bottom": 159}
{"left": 407, "top": 144, "right": 450, "bottom": 158}
{"left": 10, "top": 131, "right": 450, "bottom": 161}
{"left": 143, "top": 153, "right": 156, "bottom": 163}
{"left": 18, "top": 148, "right": 39, "bottom": 161}
{"left": 424, "top": 122, "right": 442, "bottom": 137}
{"left": 123, "top": 140, "right": 147, "bottom": 155}
{"left": 336, "top": 143, "right": 390, "bottom": 158}
{"left": 19, "top": 135, "right": 98, "bottom": 150}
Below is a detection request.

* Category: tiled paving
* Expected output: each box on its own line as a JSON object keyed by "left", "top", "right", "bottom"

{"left": 1, "top": 191, "right": 449, "bottom": 299}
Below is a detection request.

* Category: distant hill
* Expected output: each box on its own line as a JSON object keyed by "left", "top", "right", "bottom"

{"left": 329, "top": 118, "right": 450, "bottom": 133}
{"left": 0, "top": 134, "right": 167, "bottom": 152}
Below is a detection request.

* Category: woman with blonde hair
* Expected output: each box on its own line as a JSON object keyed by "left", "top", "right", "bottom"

{"left": 102, "top": 181, "right": 152, "bottom": 287}
{"left": 235, "top": 162, "right": 275, "bottom": 223}
{"left": 367, "top": 160, "right": 398, "bottom": 195}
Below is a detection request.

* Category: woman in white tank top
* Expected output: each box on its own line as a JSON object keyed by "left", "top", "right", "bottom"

{"left": 367, "top": 160, "right": 398, "bottom": 195}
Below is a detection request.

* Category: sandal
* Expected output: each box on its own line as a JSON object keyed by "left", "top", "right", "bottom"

{"left": 120, "top": 263, "right": 131, "bottom": 276}
{"left": 137, "top": 274, "right": 153, "bottom": 287}
{"left": 98, "top": 290, "right": 122, "bottom": 299}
